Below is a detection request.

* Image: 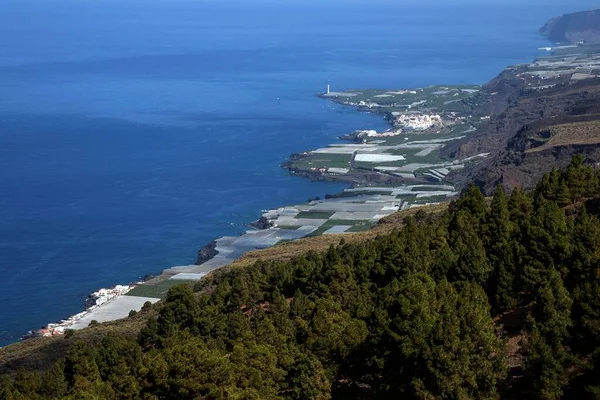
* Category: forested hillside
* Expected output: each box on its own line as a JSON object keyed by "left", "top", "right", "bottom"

{"left": 3, "top": 156, "right": 600, "bottom": 399}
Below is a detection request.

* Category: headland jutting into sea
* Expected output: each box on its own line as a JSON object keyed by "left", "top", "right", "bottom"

{"left": 23, "top": 40, "right": 600, "bottom": 340}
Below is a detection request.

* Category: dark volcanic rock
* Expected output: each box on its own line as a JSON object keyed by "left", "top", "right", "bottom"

{"left": 196, "top": 240, "right": 218, "bottom": 265}
{"left": 284, "top": 167, "right": 411, "bottom": 185}
{"left": 540, "top": 9, "right": 600, "bottom": 44}
{"left": 469, "top": 144, "right": 600, "bottom": 195}
{"left": 251, "top": 216, "right": 273, "bottom": 230}
{"left": 446, "top": 78, "right": 600, "bottom": 195}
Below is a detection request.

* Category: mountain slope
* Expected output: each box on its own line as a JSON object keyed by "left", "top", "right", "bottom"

{"left": 3, "top": 160, "right": 600, "bottom": 398}
{"left": 446, "top": 76, "right": 600, "bottom": 194}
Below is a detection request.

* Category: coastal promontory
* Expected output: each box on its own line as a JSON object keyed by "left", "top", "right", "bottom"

{"left": 540, "top": 9, "right": 600, "bottom": 43}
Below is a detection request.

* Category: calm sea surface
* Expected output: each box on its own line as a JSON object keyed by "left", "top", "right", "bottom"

{"left": 0, "top": 0, "right": 596, "bottom": 345}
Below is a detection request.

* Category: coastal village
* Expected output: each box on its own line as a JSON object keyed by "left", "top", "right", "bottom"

{"left": 27, "top": 182, "right": 458, "bottom": 338}
{"left": 285, "top": 84, "right": 489, "bottom": 184}
{"left": 24, "top": 285, "right": 141, "bottom": 338}
{"left": 27, "top": 42, "right": 600, "bottom": 339}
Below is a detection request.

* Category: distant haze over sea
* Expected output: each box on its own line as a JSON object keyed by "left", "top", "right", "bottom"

{"left": 0, "top": 0, "right": 596, "bottom": 346}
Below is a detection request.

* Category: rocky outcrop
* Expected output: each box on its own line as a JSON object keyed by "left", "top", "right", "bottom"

{"left": 196, "top": 240, "right": 218, "bottom": 265}
{"left": 540, "top": 10, "right": 600, "bottom": 43}
{"left": 465, "top": 142, "right": 600, "bottom": 195}
{"left": 339, "top": 129, "right": 377, "bottom": 142}
{"left": 446, "top": 77, "right": 600, "bottom": 194}
{"left": 251, "top": 216, "right": 273, "bottom": 230}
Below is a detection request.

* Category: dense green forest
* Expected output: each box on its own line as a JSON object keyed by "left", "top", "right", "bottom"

{"left": 3, "top": 155, "right": 600, "bottom": 399}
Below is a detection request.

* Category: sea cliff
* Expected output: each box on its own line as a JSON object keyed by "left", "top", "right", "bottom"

{"left": 540, "top": 9, "right": 600, "bottom": 43}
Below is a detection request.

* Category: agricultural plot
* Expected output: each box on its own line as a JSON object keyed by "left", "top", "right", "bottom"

{"left": 132, "top": 181, "right": 460, "bottom": 299}
{"left": 296, "top": 211, "right": 335, "bottom": 219}
{"left": 290, "top": 152, "right": 353, "bottom": 171}
{"left": 288, "top": 84, "right": 488, "bottom": 179}
{"left": 134, "top": 84, "right": 493, "bottom": 299}
{"left": 287, "top": 103, "right": 481, "bottom": 182}
{"left": 127, "top": 279, "right": 197, "bottom": 299}
{"left": 327, "top": 85, "right": 484, "bottom": 115}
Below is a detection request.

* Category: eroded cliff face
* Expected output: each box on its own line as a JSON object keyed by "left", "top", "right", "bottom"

{"left": 446, "top": 77, "right": 600, "bottom": 194}
{"left": 470, "top": 145, "right": 600, "bottom": 194}
{"left": 540, "top": 10, "right": 600, "bottom": 43}
{"left": 438, "top": 25, "right": 600, "bottom": 195}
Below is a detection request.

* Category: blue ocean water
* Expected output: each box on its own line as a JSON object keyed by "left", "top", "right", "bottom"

{"left": 0, "top": 0, "right": 596, "bottom": 346}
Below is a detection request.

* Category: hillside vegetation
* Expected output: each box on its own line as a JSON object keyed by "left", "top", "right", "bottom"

{"left": 0, "top": 205, "right": 448, "bottom": 378}
{"left": 3, "top": 156, "right": 600, "bottom": 399}
{"left": 445, "top": 71, "right": 600, "bottom": 194}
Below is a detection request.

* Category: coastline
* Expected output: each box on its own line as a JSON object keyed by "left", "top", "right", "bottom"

{"left": 23, "top": 90, "right": 464, "bottom": 340}
{"left": 13, "top": 77, "right": 514, "bottom": 340}
{"left": 22, "top": 39, "right": 595, "bottom": 343}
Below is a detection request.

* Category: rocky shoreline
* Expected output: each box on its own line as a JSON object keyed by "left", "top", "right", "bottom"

{"left": 281, "top": 159, "right": 409, "bottom": 185}
{"left": 21, "top": 81, "right": 487, "bottom": 340}
{"left": 196, "top": 240, "right": 219, "bottom": 265}
{"left": 22, "top": 284, "right": 138, "bottom": 340}
{"left": 22, "top": 14, "right": 600, "bottom": 342}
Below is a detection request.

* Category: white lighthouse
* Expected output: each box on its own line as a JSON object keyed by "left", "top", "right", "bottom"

{"left": 327, "top": 84, "right": 331, "bottom": 94}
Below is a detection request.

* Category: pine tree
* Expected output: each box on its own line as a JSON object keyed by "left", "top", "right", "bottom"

{"left": 12, "top": 370, "right": 40, "bottom": 398}
{"left": 378, "top": 274, "right": 504, "bottom": 399}
{"left": 555, "top": 180, "right": 572, "bottom": 207}
{"left": 284, "top": 348, "right": 331, "bottom": 400}
{"left": 454, "top": 183, "right": 488, "bottom": 226}
{"left": 95, "top": 333, "right": 142, "bottom": 398}
{"left": 525, "top": 268, "right": 573, "bottom": 400}
{"left": 508, "top": 186, "right": 533, "bottom": 225}
{"left": 580, "top": 349, "right": 600, "bottom": 398}
{"left": 64, "top": 340, "right": 105, "bottom": 395}
{"left": 157, "top": 284, "right": 198, "bottom": 336}
{"left": 535, "top": 172, "right": 553, "bottom": 201}
{"left": 521, "top": 198, "right": 572, "bottom": 292}
{"left": 572, "top": 280, "right": 600, "bottom": 354}
{"left": 40, "top": 360, "right": 67, "bottom": 398}
{"left": 486, "top": 186, "right": 518, "bottom": 312}
{"left": 564, "top": 154, "right": 598, "bottom": 200}
{"left": 526, "top": 323, "right": 568, "bottom": 400}
{"left": 0, "top": 376, "right": 14, "bottom": 400}
{"left": 229, "top": 273, "right": 250, "bottom": 307}
{"left": 448, "top": 210, "right": 492, "bottom": 286}
{"left": 569, "top": 207, "right": 600, "bottom": 287}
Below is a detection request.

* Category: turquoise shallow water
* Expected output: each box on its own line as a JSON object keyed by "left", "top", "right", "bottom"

{"left": 0, "top": 0, "right": 596, "bottom": 345}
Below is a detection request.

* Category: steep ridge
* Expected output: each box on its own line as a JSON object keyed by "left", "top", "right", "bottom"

{"left": 448, "top": 80, "right": 600, "bottom": 193}
{"left": 540, "top": 9, "right": 600, "bottom": 44}
{"left": 441, "top": 13, "right": 600, "bottom": 191}
{"left": 443, "top": 48, "right": 600, "bottom": 194}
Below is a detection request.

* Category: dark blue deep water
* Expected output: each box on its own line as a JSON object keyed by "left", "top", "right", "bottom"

{"left": 0, "top": 0, "right": 596, "bottom": 346}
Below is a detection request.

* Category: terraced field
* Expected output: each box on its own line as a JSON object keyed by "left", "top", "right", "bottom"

{"left": 526, "top": 120, "right": 600, "bottom": 153}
